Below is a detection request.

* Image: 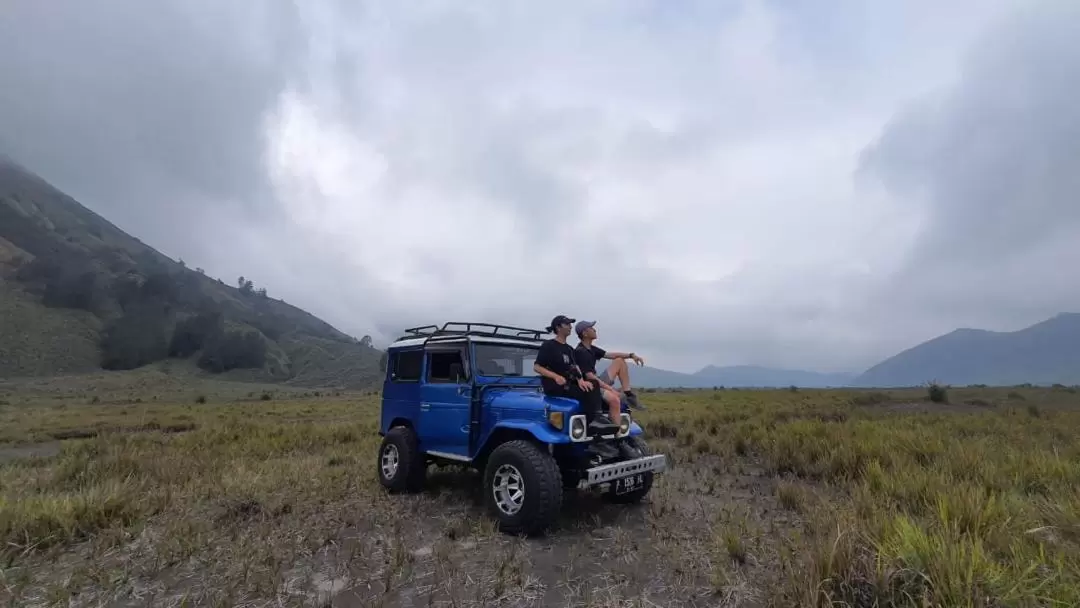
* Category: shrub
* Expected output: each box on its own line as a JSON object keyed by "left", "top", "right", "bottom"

{"left": 197, "top": 329, "right": 267, "bottom": 373}
{"left": 926, "top": 381, "right": 949, "bottom": 404}
{"left": 169, "top": 311, "right": 224, "bottom": 358}
{"left": 99, "top": 302, "right": 171, "bottom": 370}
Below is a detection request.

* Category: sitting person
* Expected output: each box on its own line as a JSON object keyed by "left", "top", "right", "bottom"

{"left": 533, "top": 315, "right": 618, "bottom": 437}
{"left": 573, "top": 320, "right": 646, "bottom": 412}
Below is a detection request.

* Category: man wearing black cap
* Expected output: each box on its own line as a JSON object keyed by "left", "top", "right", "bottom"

{"left": 533, "top": 315, "right": 618, "bottom": 436}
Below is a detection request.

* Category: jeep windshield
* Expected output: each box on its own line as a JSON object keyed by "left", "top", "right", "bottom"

{"left": 473, "top": 343, "right": 541, "bottom": 377}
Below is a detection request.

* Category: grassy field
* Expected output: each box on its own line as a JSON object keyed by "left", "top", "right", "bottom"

{"left": 1, "top": 376, "right": 1078, "bottom": 607}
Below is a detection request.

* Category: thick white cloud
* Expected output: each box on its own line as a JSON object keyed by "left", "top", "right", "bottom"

{"left": 1, "top": 0, "right": 1073, "bottom": 373}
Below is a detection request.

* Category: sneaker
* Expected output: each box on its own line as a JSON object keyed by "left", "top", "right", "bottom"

{"left": 589, "top": 441, "right": 620, "bottom": 460}
{"left": 617, "top": 440, "right": 639, "bottom": 460}
{"left": 588, "top": 416, "right": 618, "bottom": 436}
{"left": 623, "top": 390, "right": 646, "bottom": 411}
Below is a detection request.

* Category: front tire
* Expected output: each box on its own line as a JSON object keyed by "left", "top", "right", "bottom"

{"left": 377, "top": 426, "right": 426, "bottom": 493}
{"left": 483, "top": 440, "right": 563, "bottom": 535}
{"left": 604, "top": 436, "right": 654, "bottom": 504}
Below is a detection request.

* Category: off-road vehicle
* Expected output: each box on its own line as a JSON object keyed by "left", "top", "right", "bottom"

{"left": 375, "top": 322, "right": 668, "bottom": 535}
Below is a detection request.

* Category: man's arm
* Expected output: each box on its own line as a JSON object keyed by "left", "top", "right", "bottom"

{"left": 533, "top": 362, "right": 566, "bottom": 384}
{"left": 586, "top": 370, "right": 615, "bottom": 390}
{"left": 565, "top": 360, "right": 594, "bottom": 391}
{"left": 573, "top": 346, "right": 607, "bottom": 390}
{"left": 602, "top": 349, "right": 645, "bottom": 366}
{"left": 534, "top": 341, "right": 567, "bottom": 385}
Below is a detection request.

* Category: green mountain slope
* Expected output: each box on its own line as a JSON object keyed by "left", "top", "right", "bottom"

{"left": 853, "top": 313, "right": 1080, "bottom": 387}
{"left": 0, "top": 159, "right": 383, "bottom": 389}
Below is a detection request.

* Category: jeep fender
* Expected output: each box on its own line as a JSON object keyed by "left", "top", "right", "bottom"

{"left": 474, "top": 420, "right": 565, "bottom": 465}
{"left": 476, "top": 418, "right": 643, "bottom": 458}
{"left": 483, "top": 419, "right": 565, "bottom": 446}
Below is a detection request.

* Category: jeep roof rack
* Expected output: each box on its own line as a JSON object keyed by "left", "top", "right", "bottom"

{"left": 396, "top": 322, "right": 547, "bottom": 346}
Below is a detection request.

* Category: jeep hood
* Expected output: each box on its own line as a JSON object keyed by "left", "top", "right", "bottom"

{"left": 484, "top": 388, "right": 578, "bottom": 412}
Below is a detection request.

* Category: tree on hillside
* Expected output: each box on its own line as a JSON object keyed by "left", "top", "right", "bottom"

{"left": 360, "top": 335, "right": 373, "bottom": 347}
{"left": 41, "top": 268, "right": 106, "bottom": 314}
{"left": 100, "top": 300, "right": 171, "bottom": 370}
{"left": 15, "top": 251, "right": 110, "bottom": 316}
{"left": 169, "top": 310, "right": 225, "bottom": 358}
{"left": 141, "top": 271, "right": 178, "bottom": 303}
{"left": 197, "top": 329, "right": 267, "bottom": 372}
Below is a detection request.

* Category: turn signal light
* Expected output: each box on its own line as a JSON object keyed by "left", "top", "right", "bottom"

{"left": 548, "top": 411, "right": 564, "bottom": 430}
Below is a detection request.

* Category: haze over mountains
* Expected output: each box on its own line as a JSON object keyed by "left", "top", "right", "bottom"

{"left": 3, "top": 157, "right": 1080, "bottom": 390}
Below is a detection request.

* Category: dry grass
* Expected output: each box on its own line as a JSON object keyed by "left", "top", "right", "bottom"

{"left": 1, "top": 377, "right": 1078, "bottom": 607}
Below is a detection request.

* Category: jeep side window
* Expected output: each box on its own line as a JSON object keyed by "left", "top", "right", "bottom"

{"left": 390, "top": 349, "right": 423, "bottom": 382}
{"left": 427, "top": 350, "right": 467, "bottom": 383}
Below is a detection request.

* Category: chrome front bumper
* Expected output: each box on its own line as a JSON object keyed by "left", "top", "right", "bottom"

{"left": 579, "top": 454, "right": 667, "bottom": 488}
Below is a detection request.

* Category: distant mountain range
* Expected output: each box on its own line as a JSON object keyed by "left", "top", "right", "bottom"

{"left": 851, "top": 313, "right": 1080, "bottom": 387}
{"left": 599, "top": 313, "right": 1080, "bottom": 389}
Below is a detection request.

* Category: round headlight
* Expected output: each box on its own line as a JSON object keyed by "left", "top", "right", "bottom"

{"left": 570, "top": 416, "right": 586, "bottom": 440}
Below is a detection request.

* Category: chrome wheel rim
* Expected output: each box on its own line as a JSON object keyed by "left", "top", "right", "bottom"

{"left": 381, "top": 444, "right": 400, "bottom": 478}
{"left": 492, "top": 464, "right": 525, "bottom": 516}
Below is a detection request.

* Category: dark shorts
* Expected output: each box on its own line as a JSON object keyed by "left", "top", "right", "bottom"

{"left": 544, "top": 380, "right": 603, "bottom": 416}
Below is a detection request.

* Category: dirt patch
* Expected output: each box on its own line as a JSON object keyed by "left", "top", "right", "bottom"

{"left": 47, "top": 421, "right": 197, "bottom": 441}
{"left": 861, "top": 400, "right": 996, "bottom": 415}
{"left": 0, "top": 440, "right": 61, "bottom": 463}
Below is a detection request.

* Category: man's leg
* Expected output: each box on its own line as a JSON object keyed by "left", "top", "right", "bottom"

{"left": 564, "top": 381, "right": 611, "bottom": 425}
{"left": 605, "top": 358, "right": 631, "bottom": 392}
{"left": 601, "top": 359, "right": 644, "bottom": 410}
{"left": 601, "top": 387, "right": 621, "bottom": 423}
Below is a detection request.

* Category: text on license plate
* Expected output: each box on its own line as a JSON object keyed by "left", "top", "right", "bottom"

{"left": 615, "top": 473, "right": 645, "bottom": 494}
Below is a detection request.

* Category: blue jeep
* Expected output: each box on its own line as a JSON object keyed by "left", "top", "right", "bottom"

{"left": 375, "top": 322, "right": 668, "bottom": 535}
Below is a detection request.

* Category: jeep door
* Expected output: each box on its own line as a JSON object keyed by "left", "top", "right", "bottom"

{"left": 419, "top": 345, "right": 472, "bottom": 459}
{"left": 382, "top": 347, "right": 424, "bottom": 435}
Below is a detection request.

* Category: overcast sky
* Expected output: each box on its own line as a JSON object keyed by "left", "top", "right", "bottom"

{"left": 2, "top": 0, "right": 1078, "bottom": 374}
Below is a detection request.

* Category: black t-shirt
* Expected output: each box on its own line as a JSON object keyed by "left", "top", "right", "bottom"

{"left": 535, "top": 338, "right": 580, "bottom": 393}
{"left": 574, "top": 343, "right": 607, "bottom": 376}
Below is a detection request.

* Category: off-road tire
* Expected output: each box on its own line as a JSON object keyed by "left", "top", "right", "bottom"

{"left": 377, "top": 426, "right": 426, "bottom": 493}
{"left": 604, "top": 436, "right": 654, "bottom": 504}
{"left": 483, "top": 439, "right": 563, "bottom": 535}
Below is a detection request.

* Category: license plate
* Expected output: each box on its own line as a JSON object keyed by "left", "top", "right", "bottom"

{"left": 614, "top": 473, "right": 645, "bottom": 495}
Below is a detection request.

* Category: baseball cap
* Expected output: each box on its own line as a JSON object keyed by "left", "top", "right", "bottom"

{"left": 547, "top": 315, "right": 575, "bottom": 332}
{"left": 575, "top": 320, "right": 596, "bottom": 336}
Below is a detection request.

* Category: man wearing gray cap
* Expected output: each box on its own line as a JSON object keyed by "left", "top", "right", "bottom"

{"left": 573, "top": 320, "right": 646, "bottom": 412}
